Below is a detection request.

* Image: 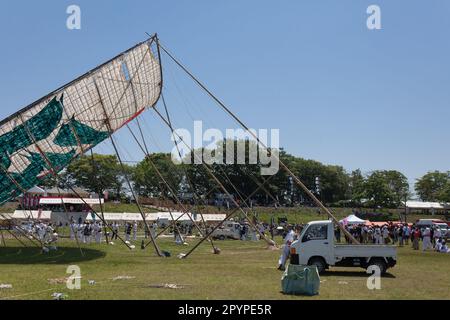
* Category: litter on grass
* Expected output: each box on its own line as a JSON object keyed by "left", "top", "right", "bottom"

{"left": 147, "top": 283, "right": 186, "bottom": 289}
{"left": 52, "top": 292, "right": 68, "bottom": 300}
{"left": 48, "top": 278, "right": 68, "bottom": 285}
{"left": 112, "top": 276, "right": 136, "bottom": 281}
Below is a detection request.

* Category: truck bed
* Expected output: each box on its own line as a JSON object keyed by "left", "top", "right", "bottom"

{"left": 334, "top": 244, "right": 397, "bottom": 258}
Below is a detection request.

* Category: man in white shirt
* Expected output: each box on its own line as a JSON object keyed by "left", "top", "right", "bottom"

{"left": 133, "top": 221, "right": 138, "bottom": 241}
{"left": 278, "top": 225, "right": 295, "bottom": 271}
{"left": 374, "top": 227, "right": 382, "bottom": 244}
{"left": 433, "top": 227, "right": 441, "bottom": 246}
{"left": 94, "top": 222, "right": 102, "bottom": 244}
{"left": 111, "top": 222, "right": 119, "bottom": 240}
{"left": 422, "top": 227, "right": 432, "bottom": 251}
{"left": 69, "top": 222, "right": 76, "bottom": 240}
{"left": 77, "top": 223, "right": 84, "bottom": 242}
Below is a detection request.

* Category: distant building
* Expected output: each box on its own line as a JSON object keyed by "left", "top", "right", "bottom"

{"left": 403, "top": 201, "right": 450, "bottom": 215}
{"left": 21, "top": 186, "right": 97, "bottom": 211}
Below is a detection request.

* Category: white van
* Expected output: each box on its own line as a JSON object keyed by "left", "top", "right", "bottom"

{"left": 212, "top": 221, "right": 242, "bottom": 240}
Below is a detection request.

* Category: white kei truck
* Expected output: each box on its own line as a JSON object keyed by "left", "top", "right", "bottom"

{"left": 289, "top": 220, "right": 397, "bottom": 274}
{"left": 211, "top": 221, "right": 242, "bottom": 240}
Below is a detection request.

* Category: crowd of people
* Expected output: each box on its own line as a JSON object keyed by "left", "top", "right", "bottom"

{"left": 17, "top": 220, "right": 59, "bottom": 249}
{"left": 9, "top": 216, "right": 450, "bottom": 260}
{"left": 68, "top": 217, "right": 162, "bottom": 244}
{"left": 338, "top": 223, "right": 449, "bottom": 253}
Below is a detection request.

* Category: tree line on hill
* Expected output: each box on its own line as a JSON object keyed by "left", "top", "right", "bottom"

{"left": 40, "top": 140, "right": 450, "bottom": 209}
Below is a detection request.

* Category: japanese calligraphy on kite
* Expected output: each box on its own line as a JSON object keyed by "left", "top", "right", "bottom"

{"left": 0, "top": 39, "right": 162, "bottom": 205}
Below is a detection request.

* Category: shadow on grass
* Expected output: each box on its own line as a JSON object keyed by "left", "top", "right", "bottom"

{"left": 321, "top": 270, "right": 396, "bottom": 278}
{"left": 0, "top": 247, "right": 106, "bottom": 265}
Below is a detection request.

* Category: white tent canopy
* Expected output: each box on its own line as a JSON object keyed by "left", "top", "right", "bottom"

{"left": 40, "top": 198, "right": 104, "bottom": 205}
{"left": 26, "top": 186, "right": 46, "bottom": 195}
{"left": 0, "top": 213, "right": 13, "bottom": 220}
{"left": 13, "top": 210, "right": 52, "bottom": 220}
{"left": 85, "top": 212, "right": 226, "bottom": 223}
{"left": 339, "top": 214, "right": 366, "bottom": 225}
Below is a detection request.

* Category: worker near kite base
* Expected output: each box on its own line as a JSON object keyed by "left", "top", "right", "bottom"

{"left": 278, "top": 225, "right": 295, "bottom": 271}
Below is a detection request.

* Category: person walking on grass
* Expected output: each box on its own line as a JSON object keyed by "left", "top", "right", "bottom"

{"left": 69, "top": 221, "right": 76, "bottom": 240}
{"left": 133, "top": 221, "right": 138, "bottom": 241}
{"left": 398, "top": 225, "right": 405, "bottom": 247}
{"left": 403, "top": 225, "right": 410, "bottom": 245}
{"left": 83, "top": 222, "right": 92, "bottom": 244}
{"left": 412, "top": 228, "right": 420, "bottom": 250}
{"left": 77, "top": 222, "right": 84, "bottom": 242}
{"left": 278, "top": 225, "right": 295, "bottom": 271}
{"left": 382, "top": 226, "right": 389, "bottom": 244}
{"left": 111, "top": 222, "right": 119, "bottom": 241}
{"left": 392, "top": 226, "right": 398, "bottom": 244}
{"left": 422, "top": 227, "right": 432, "bottom": 251}
{"left": 93, "top": 221, "right": 102, "bottom": 244}
{"left": 125, "top": 222, "right": 132, "bottom": 242}
{"left": 374, "top": 227, "right": 382, "bottom": 244}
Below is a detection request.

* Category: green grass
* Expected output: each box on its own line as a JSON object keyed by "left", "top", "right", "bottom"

{"left": 0, "top": 236, "right": 449, "bottom": 300}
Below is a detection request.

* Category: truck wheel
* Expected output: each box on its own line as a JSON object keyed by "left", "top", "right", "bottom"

{"left": 308, "top": 257, "right": 326, "bottom": 274}
{"left": 367, "top": 259, "right": 387, "bottom": 275}
{"left": 219, "top": 235, "right": 225, "bottom": 241}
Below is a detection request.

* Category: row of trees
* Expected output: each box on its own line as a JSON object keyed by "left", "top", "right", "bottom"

{"left": 414, "top": 171, "right": 450, "bottom": 202}
{"left": 41, "top": 141, "right": 449, "bottom": 209}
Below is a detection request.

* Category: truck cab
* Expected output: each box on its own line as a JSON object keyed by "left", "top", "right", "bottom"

{"left": 290, "top": 220, "right": 397, "bottom": 274}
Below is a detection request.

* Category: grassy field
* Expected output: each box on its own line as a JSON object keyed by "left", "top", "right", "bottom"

{"left": 0, "top": 235, "right": 449, "bottom": 300}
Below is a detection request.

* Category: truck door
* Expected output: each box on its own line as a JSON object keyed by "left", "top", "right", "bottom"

{"left": 300, "top": 223, "right": 332, "bottom": 265}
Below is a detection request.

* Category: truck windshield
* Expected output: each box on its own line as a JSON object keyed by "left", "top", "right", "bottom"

{"left": 302, "top": 224, "right": 328, "bottom": 242}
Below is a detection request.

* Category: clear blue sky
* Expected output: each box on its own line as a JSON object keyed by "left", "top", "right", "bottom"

{"left": 0, "top": 0, "right": 449, "bottom": 190}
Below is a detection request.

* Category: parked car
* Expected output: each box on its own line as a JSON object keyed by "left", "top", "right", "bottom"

{"left": 415, "top": 219, "right": 446, "bottom": 232}
{"left": 211, "top": 221, "right": 242, "bottom": 240}
{"left": 433, "top": 223, "right": 449, "bottom": 238}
